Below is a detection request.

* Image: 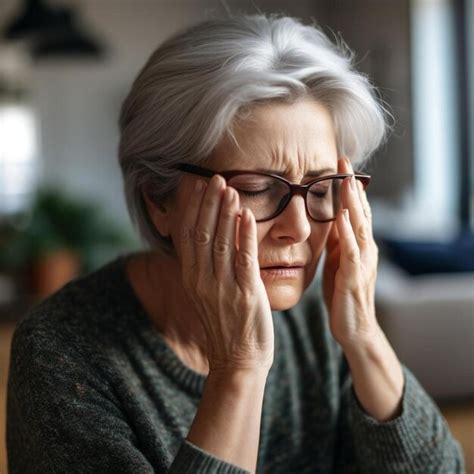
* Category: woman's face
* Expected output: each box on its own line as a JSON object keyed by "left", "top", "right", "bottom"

{"left": 167, "top": 98, "right": 337, "bottom": 311}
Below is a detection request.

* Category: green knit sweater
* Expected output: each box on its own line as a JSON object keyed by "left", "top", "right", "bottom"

{"left": 7, "top": 253, "right": 465, "bottom": 473}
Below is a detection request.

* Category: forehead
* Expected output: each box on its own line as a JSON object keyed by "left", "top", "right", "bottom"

{"left": 209, "top": 98, "right": 338, "bottom": 177}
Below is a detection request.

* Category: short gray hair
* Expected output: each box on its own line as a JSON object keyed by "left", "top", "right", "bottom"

{"left": 118, "top": 13, "right": 390, "bottom": 256}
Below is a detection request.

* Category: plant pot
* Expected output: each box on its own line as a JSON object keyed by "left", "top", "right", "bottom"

{"left": 28, "top": 249, "right": 81, "bottom": 301}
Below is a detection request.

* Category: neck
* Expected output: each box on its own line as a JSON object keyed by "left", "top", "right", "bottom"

{"left": 127, "top": 250, "right": 209, "bottom": 373}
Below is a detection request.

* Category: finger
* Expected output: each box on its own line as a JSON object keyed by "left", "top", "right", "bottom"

{"left": 357, "top": 180, "right": 373, "bottom": 223}
{"left": 336, "top": 207, "right": 361, "bottom": 283}
{"left": 340, "top": 158, "right": 371, "bottom": 250}
{"left": 356, "top": 179, "right": 379, "bottom": 263}
{"left": 341, "top": 157, "right": 369, "bottom": 220}
{"left": 180, "top": 179, "right": 207, "bottom": 284}
{"left": 235, "top": 214, "right": 242, "bottom": 252}
{"left": 194, "top": 174, "right": 226, "bottom": 278}
{"left": 235, "top": 208, "right": 260, "bottom": 290}
{"left": 337, "top": 156, "right": 345, "bottom": 173}
{"left": 214, "top": 186, "right": 240, "bottom": 281}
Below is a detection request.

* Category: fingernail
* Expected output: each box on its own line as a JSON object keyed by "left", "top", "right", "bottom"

{"left": 343, "top": 209, "right": 349, "bottom": 222}
{"left": 350, "top": 176, "right": 356, "bottom": 191}
{"left": 194, "top": 180, "right": 204, "bottom": 193}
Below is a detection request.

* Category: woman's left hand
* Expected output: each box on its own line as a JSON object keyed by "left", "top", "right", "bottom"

{"left": 323, "top": 160, "right": 405, "bottom": 422}
{"left": 323, "top": 157, "right": 381, "bottom": 351}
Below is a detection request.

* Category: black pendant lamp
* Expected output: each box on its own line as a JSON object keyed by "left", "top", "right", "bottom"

{"left": 3, "top": 0, "right": 62, "bottom": 39}
{"left": 32, "top": 10, "right": 104, "bottom": 59}
{"left": 2, "top": 0, "right": 105, "bottom": 59}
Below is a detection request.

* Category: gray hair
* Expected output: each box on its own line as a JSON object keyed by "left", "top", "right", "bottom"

{"left": 118, "top": 13, "right": 390, "bottom": 256}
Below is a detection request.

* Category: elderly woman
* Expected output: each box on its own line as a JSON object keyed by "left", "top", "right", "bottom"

{"left": 7, "top": 13, "right": 464, "bottom": 474}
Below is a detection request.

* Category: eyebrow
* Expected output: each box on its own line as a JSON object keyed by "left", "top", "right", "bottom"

{"left": 254, "top": 167, "right": 337, "bottom": 177}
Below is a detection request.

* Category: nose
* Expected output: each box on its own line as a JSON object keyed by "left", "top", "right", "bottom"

{"left": 269, "top": 194, "right": 311, "bottom": 242}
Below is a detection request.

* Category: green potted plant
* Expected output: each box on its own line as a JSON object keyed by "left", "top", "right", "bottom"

{"left": 0, "top": 186, "right": 135, "bottom": 300}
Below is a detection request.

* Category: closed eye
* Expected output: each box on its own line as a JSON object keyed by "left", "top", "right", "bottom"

{"left": 309, "top": 191, "right": 329, "bottom": 198}
{"left": 239, "top": 189, "right": 270, "bottom": 196}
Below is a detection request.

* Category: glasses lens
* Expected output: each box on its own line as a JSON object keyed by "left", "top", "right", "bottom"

{"left": 307, "top": 177, "right": 343, "bottom": 222}
{"left": 227, "top": 174, "right": 289, "bottom": 221}
{"left": 227, "top": 174, "right": 344, "bottom": 221}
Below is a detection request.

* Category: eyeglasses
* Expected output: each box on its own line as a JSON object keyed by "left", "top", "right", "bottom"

{"left": 174, "top": 163, "right": 371, "bottom": 223}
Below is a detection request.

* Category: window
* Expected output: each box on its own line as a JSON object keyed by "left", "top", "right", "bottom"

{"left": 410, "top": 0, "right": 461, "bottom": 238}
{"left": 0, "top": 99, "right": 39, "bottom": 216}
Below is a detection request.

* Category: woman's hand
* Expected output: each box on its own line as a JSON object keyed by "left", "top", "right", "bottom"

{"left": 323, "top": 157, "right": 381, "bottom": 351}
{"left": 179, "top": 174, "right": 274, "bottom": 374}
{"left": 323, "top": 158, "right": 405, "bottom": 421}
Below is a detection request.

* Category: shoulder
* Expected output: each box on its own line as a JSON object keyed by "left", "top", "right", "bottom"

{"left": 10, "top": 253, "right": 142, "bottom": 370}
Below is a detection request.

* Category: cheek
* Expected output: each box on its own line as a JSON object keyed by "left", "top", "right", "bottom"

{"left": 304, "top": 224, "right": 332, "bottom": 281}
{"left": 256, "top": 223, "right": 270, "bottom": 245}
{"left": 255, "top": 223, "right": 273, "bottom": 255}
{"left": 309, "top": 223, "right": 332, "bottom": 254}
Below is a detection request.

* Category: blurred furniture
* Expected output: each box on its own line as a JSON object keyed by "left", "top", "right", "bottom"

{"left": 375, "top": 255, "right": 474, "bottom": 401}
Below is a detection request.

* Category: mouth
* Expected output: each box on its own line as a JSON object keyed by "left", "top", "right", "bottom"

{"left": 259, "top": 266, "right": 304, "bottom": 278}
{"left": 260, "top": 262, "right": 305, "bottom": 270}
{"left": 261, "top": 266, "right": 304, "bottom": 269}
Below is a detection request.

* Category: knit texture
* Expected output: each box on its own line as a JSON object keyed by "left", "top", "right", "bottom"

{"left": 7, "top": 253, "right": 465, "bottom": 473}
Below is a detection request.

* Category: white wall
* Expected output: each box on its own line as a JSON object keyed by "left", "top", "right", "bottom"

{"left": 409, "top": 0, "right": 460, "bottom": 239}
{"left": 6, "top": 1, "right": 453, "bottom": 243}
{"left": 1, "top": 1, "right": 218, "bottom": 234}
{"left": 0, "top": 0, "right": 315, "bottom": 242}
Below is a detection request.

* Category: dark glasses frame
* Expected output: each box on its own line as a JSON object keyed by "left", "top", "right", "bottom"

{"left": 174, "top": 163, "right": 371, "bottom": 223}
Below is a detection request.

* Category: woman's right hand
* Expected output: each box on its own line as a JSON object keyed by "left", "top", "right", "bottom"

{"left": 179, "top": 174, "right": 275, "bottom": 374}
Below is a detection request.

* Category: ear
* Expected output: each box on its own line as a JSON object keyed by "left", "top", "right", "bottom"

{"left": 142, "top": 187, "right": 172, "bottom": 238}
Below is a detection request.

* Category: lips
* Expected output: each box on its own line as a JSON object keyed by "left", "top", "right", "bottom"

{"left": 260, "top": 263, "right": 305, "bottom": 269}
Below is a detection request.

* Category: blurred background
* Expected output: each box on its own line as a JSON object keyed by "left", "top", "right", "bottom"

{"left": 0, "top": 0, "right": 472, "bottom": 471}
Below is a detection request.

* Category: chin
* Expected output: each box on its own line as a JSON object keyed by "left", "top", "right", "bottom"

{"left": 265, "top": 284, "right": 305, "bottom": 311}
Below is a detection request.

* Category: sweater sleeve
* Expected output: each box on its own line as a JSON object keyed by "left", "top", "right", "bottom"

{"left": 168, "top": 441, "right": 250, "bottom": 474}
{"left": 335, "top": 354, "right": 466, "bottom": 473}
{"left": 6, "top": 317, "right": 250, "bottom": 474}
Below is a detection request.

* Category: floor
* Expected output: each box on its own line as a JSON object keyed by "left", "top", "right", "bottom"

{"left": 1, "top": 321, "right": 473, "bottom": 473}
{"left": 1, "top": 323, "right": 15, "bottom": 474}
